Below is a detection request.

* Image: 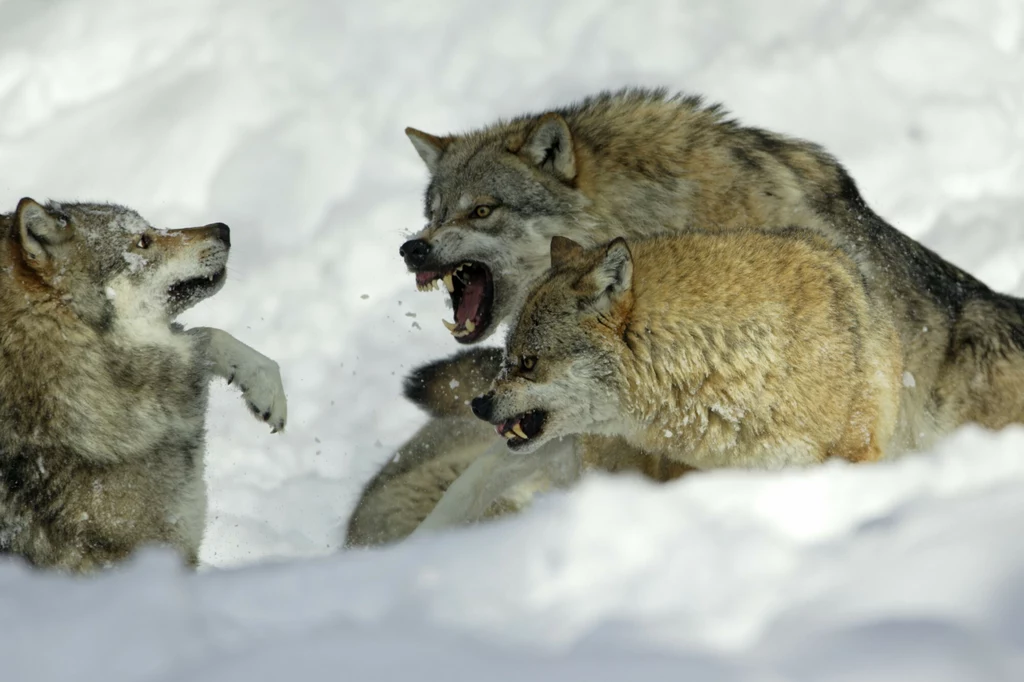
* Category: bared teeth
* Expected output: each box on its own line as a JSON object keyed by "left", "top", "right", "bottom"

{"left": 511, "top": 423, "right": 529, "bottom": 440}
{"left": 501, "top": 430, "right": 515, "bottom": 440}
{"left": 464, "top": 320, "right": 475, "bottom": 333}
{"left": 442, "top": 319, "right": 457, "bottom": 332}
{"left": 443, "top": 272, "right": 455, "bottom": 293}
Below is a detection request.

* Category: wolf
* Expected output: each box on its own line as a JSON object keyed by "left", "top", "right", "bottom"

{"left": 345, "top": 87, "right": 1024, "bottom": 546}
{"left": 407, "top": 232, "right": 904, "bottom": 532}
{"left": 0, "top": 198, "right": 286, "bottom": 572}
{"left": 481, "top": 232, "right": 902, "bottom": 465}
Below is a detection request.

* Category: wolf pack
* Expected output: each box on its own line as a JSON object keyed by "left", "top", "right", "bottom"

{"left": 1, "top": 88, "right": 1022, "bottom": 572}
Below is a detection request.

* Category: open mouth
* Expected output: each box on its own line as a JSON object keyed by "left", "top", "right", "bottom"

{"left": 415, "top": 262, "right": 493, "bottom": 343}
{"left": 167, "top": 267, "right": 227, "bottom": 305}
{"left": 494, "top": 409, "right": 547, "bottom": 450}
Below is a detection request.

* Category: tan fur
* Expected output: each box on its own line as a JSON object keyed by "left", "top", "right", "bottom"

{"left": 349, "top": 88, "right": 1024, "bottom": 545}
{"left": 576, "top": 435, "right": 695, "bottom": 482}
{"left": 486, "top": 232, "right": 903, "bottom": 470}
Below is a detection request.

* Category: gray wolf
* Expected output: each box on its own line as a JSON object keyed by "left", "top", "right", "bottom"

{"left": 0, "top": 198, "right": 286, "bottom": 572}
{"left": 345, "top": 87, "right": 1024, "bottom": 546}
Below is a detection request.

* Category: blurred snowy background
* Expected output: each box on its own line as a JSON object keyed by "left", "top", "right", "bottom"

{"left": 0, "top": 0, "right": 1022, "bottom": 679}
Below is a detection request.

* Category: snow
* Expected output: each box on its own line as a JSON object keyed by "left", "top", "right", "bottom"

{"left": 0, "top": 0, "right": 1022, "bottom": 679}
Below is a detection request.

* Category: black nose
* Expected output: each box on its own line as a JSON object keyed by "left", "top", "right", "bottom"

{"left": 208, "top": 222, "right": 230, "bottom": 247}
{"left": 471, "top": 392, "right": 495, "bottom": 421}
{"left": 399, "top": 239, "right": 431, "bottom": 268}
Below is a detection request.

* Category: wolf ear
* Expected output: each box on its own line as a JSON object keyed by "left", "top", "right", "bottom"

{"left": 405, "top": 127, "right": 449, "bottom": 174}
{"left": 522, "top": 114, "right": 576, "bottom": 183}
{"left": 588, "top": 238, "right": 633, "bottom": 309}
{"left": 550, "top": 236, "right": 586, "bottom": 267}
{"left": 15, "top": 198, "right": 67, "bottom": 262}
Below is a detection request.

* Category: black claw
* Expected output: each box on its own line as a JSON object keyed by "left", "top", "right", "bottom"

{"left": 262, "top": 411, "right": 271, "bottom": 421}
{"left": 227, "top": 373, "right": 235, "bottom": 385}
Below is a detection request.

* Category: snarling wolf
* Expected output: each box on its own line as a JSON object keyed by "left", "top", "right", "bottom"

{"left": 0, "top": 198, "right": 286, "bottom": 572}
{"left": 345, "top": 88, "right": 1024, "bottom": 546}
{"left": 481, "top": 232, "right": 902, "bottom": 465}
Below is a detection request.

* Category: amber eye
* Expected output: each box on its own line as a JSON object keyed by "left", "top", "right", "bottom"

{"left": 472, "top": 205, "right": 492, "bottom": 219}
{"left": 136, "top": 234, "right": 152, "bottom": 249}
{"left": 520, "top": 355, "right": 537, "bottom": 372}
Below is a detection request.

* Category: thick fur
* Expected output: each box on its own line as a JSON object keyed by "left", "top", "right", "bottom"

{"left": 486, "top": 233, "right": 903, "bottom": 468}
{"left": 403, "top": 347, "right": 504, "bottom": 419}
{"left": 0, "top": 199, "right": 286, "bottom": 572}
{"left": 345, "top": 88, "right": 1024, "bottom": 545}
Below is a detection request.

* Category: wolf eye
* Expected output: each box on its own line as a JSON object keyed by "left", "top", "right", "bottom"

{"left": 471, "top": 205, "right": 492, "bottom": 219}
{"left": 519, "top": 355, "right": 537, "bottom": 372}
{"left": 136, "top": 234, "right": 152, "bottom": 249}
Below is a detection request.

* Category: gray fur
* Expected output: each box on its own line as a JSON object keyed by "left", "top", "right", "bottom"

{"left": 0, "top": 199, "right": 286, "bottom": 572}
{"left": 347, "top": 87, "right": 1024, "bottom": 546}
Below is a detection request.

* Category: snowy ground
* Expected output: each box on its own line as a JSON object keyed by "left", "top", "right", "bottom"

{"left": 0, "top": 0, "right": 1022, "bottom": 679}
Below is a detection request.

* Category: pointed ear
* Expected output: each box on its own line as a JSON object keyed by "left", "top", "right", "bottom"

{"left": 16, "top": 198, "right": 67, "bottom": 261}
{"left": 405, "top": 127, "right": 449, "bottom": 174}
{"left": 550, "top": 236, "right": 586, "bottom": 267}
{"left": 588, "top": 238, "right": 633, "bottom": 309}
{"left": 522, "top": 114, "right": 576, "bottom": 182}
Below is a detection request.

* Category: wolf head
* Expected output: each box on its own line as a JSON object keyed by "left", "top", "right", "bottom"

{"left": 471, "top": 236, "right": 635, "bottom": 453}
{"left": 3, "top": 198, "right": 230, "bottom": 330}
{"left": 399, "top": 113, "right": 592, "bottom": 344}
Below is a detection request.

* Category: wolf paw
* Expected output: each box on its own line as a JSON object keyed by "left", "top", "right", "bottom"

{"left": 231, "top": 357, "right": 287, "bottom": 433}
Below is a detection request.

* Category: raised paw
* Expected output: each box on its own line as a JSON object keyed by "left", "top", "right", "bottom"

{"left": 233, "top": 357, "right": 287, "bottom": 433}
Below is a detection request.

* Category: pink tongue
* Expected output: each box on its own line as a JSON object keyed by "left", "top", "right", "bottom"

{"left": 455, "top": 277, "right": 484, "bottom": 325}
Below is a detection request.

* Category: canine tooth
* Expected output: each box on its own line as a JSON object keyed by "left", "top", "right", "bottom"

{"left": 442, "top": 319, "right": 457, "bottom": 332}
{"left": 511, "top": 423, "right": 529, "bottom": 440}
{"left": 464, "top": 320, "right": 476, "bottom": 333}
{"left": 502, "top": 430, "right": 516, "bottom": 440}
{"left": 443, "top": 272, "right": 455, "bottom": 293}
{"left": 452, "top": 328, "right": 470, "bottom": 338}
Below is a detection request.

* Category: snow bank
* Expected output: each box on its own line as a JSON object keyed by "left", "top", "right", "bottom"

{"left": 3, "top": 427, "right": 1024, "bottom": 681}
{"left": 0, "top": 0, "right": 1022, "bottom": 679}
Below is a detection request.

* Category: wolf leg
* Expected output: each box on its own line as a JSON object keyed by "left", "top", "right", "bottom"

{"left": 190, "top": 327, "right": 287, "bottom": 432}
{"left": 411, "top": 436, "right": 580, "bottom": 537}
{"left": 343, "top": 416, "right": 495, "bottom": 547}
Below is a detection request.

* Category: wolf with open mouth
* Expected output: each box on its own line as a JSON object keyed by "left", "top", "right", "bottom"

{"left": 344, "top": 87, "right": 1024, "bottom": 547}
{"left": 0, "top": 198, "right": 287, "bottom": 572}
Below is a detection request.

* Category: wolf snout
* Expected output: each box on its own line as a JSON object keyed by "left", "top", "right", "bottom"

{"left": 399, "top": 239, "right": 431, "bottom": 268}
{"left": 207, "top": 222, "right": 230, "bottom": 247}
{"left": 471, "top": 392, "right": 495, "bottom": 421}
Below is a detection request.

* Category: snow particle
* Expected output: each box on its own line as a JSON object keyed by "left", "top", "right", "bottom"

{"left": 449, "top": 379, "right": 460, "bottom": 389}
{"left": 902, "top": 371, "right": 916, "bottom": 388}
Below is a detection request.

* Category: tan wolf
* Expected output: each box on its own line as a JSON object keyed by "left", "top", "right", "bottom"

{"left": 345, "top": 88, "right": 1024, "bottom": 546}
{"left": 0, "top": 198, "right": 286, "bottom": 572}
{"left": 476, "top": 233, "right": 902, "bottom": 469}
